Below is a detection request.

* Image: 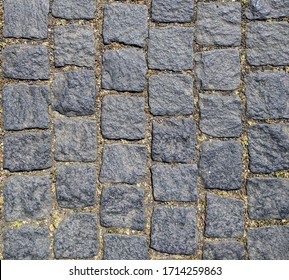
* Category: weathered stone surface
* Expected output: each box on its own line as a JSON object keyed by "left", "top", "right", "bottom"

{"left": 4, "top": 0, "right": 49, "bottom": 39}
{"left": 248, "top": 226, "right": 289, "bottom": 260}
{"left": 99, "top": 144, "right": 147, "bottom": 184}
{"left": 101, "top": 95, "right": 146, "bottom": 140}
{"left": 195, "top": 49, "right": 241, "bottom": 90}
{"left": 52, "top": 70, "right": 96, "bottom": 117}
{"left": 103, "top": 3, "right": 148, "bottom": 47}
{"left": 152, "top": 118, "right": 196, "bottom": 163}
{"left": 248, "top": 124, "right": 289, "bottom": 173}
{"left": 151, "top": 164, "right": 198, "bottom": 202}
{"left": 205, "top": 193, "right": 244, "bottom": 238}
{"left": 199, "top": 93, "right": 242, "bottom": 138}
{"left": 245, "top": 71, "right": 289, "bottom": 119}
{"left": 246, "top": 22, "right": 289, "bottom": 66}
{"left": 3, "top": 84, "right": 50, "bottom": 130}
{"left": 151, "top": 206, "right": 198, "bottom": 255}
{"left": 196, "top": 2, "right": 241, "bottom": 47}
{"left": 247, "top": 178, "right": 289, "bottom": 220}
{"left": 200, "top": 141, "right": 242, "bottom": 190}
{"left": 3, "top": 44, "right": 50, "bottom": 80}
{"left": 102, "top": 48, "right": 147, "bottom": 92}
{"left": 54, "top": 24, "right": 96, "bottom": 67}
{"left": 4, "top": 175, "right": 51, "bottom": 222}
{"left": 148, "top": 27, "right": 193, "bottom": 71}
{"left": 100, "top": 185, "right": 145, "bottom": 230}
{"left": 4, "top": 226, "right": 50, "bottom": 260}
{"left": 149, "top": 74, "right": 194, "bottom": 116}
{"left": 151, "top": 0, "right": 194, "bottom": 23}
{"left": 56, "top": 164, "right": 96, "bottom": 209}
{"left": 4, "top": 132, "right": 52, "bottom": 172}
{"left": 54, "top": 213, "right": 98, "bottom": 259}
{"left": 54, "top": 119, "right": 97, "bottom": 162}
{"left": 103, "top": 234, "right": 148, "bottom": 260}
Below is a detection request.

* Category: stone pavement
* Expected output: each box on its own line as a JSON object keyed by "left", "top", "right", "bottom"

{"left": 0, "top": 0, "right": 289, "bottom": 260}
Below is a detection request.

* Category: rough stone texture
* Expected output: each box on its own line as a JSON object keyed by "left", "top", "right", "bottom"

{"left": 248, "top": 124, "right": 289, "bottom": 173}
{"left": 151, "top": 164, "right": 198, "bottom": 202}
{"left": 4, "top": 175, "right": 51, "bottom": 222}
{"left": 199, "top": 93, "right": 242, "bottom": 138}
{"left": 54, "top": 119, "right": 97, "bottom": 162}
{"left": 4, "top": 132, "right": 52, "bottom": 172}
{"left": 103, "top": 234, "right": 148, "bottom": 260}
{"left": 245, "top": 71, "right": 289, "bottom": 120}
{"left": 149, "top": 74, "right": 194, "bottom": 116}
{"left": 205, "top": 193, "right": 244, "bottom": 238}
{"left": 3, "top": 44, "right": 50, "bottom": 80}
{"left": 196, "top": 2, "right": 241, "bottom": 47}
{"left": 99, "top": 144, "right": 147, "bottom": 184}
{"left": 100, "top": 185, "right": 145, "bottom": 230}
{"left": 54, "top": 24, "right": 96, "bottom": 67}
{"left": 152, "top": 118, "right": 196, "bottom": 163}
{"left": 101, "top": 95, "right": 146, "bottom": 140}
{"left": 54, "top": 213, "right": 98, "bottom": 259}
{"left": 103, "top": 3, "right": 148, "bottom": 47}
{"left": 151, "top": 0, "right": 194, "bottom": 23}
{"left": 102, "top": 48, "right": 147, "bottom": 92}
{"left": 203, "top": 241, "right": 245, "bottom": 260}
{"left": 151, "top": 206, "right": 198, "bottom": 255}
{"left": 248, "top": 226, "right": 289, "bottom": 260}
{"left": 52, "top": 0, "right": 96, "bottom": 19}
{"left": 4, "top": 226, "right": 50, "bottom": 260}
{"left": 247, "top": 178, "right": 289, "bottom": 220}
{"left": 52, "top": 70, "right": 96, "bottom": 117}
{"left": 246, "top": 22, "right": 289, "bottom": 66}
{"left": 148, "top": 27, "right": 193, "bottom": 71}
{"left": 200, "top": 141, "right": 242, "bottom": 190}
{"left": 3, "top": 84, "right": 50, "bottom": 130}
{"left": 3, "top": 0, "right": 49, "bottom": 39}
{"left": 56, "top": 164, "right": 96, "bottom": 209}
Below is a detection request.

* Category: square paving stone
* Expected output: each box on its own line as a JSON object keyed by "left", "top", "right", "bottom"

{"left": 99, "top": 144, "right": 147, "bottom": 184}
{"left": 150, "top": 206, "right": 198, "bottom": 255}
{"left": 4, "top": 0, "right": 49, "bottom": 39}
{"left": 248, "top": 226, "right": 289, "bottom": 260}
{"left": 102, "top": 48, "right": 147, "bottom": 92}
{"left": 247, "top": 177, "right": 289, "bottom": 220}
{"left": 205, "top": 193, "right": 245, "bottom": 238}
{"left": 151, "top": 164, "right": 198, "bottom": 202}
{"left": 3, "top": 84, "right": 50, "bottom": 130}
{"left": 246, "top": 22, "right": 289, "bottom": 66}
{"left": 54, "top": 24, "right": 96, "bottom": 67}
{"left": 152, "top": 118, "right": 196, "bottom": 163}
{"left": 103, "top": 234, "right": 148, "bottom": 260}
{"left": 56, "top": 164, "right": 96, "bottom": 209}
{"left": 54, "top": 119, "right": 97, "bottom": 162}
{"left": 54, "top": 213, "right": 98, "bottom": 259}
{"left": 103, "top": 3, "right": 148, "bottom": 47}
{"left": 3, "top": 44, "right": 50, "bottom": 80}
{"left": 4, "top": 132, "right": 52, "bottom": 172}
{"left": 245, "top": 71, "right": 289, "bottom": 120}
{"left": 100, "top": 185, "right": 145, "bottom": 231}
{"left": 199, "top": 93, "right": 242, "bottom": 138}
{"left": 149, "top": 74, "right": 194, "bottom": 116}
{"left": 4, "top": 226, "right": 50, "bottom": 260}
{"left": 195, "top": 49, "right": 241, "bottom": 90}
{"left": 248, "top": 124, "right": 289, "bottom": 173}
{"left": 52, "top": 70, "right": 96, "bottom": 117}
{"left": 148, "top": 27, "right": 193, "bottom": 71}
{"left": 196, "top": 2, "right": 241, "bottom": 47}
{"left": 101, "top": 95, "right": 146, "bottom": 140}
{"left": 4, "top": 175, "right": 51, "bottom": 222}
{"left": 200, "top": 141, "right": 242, "bottom": 190}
